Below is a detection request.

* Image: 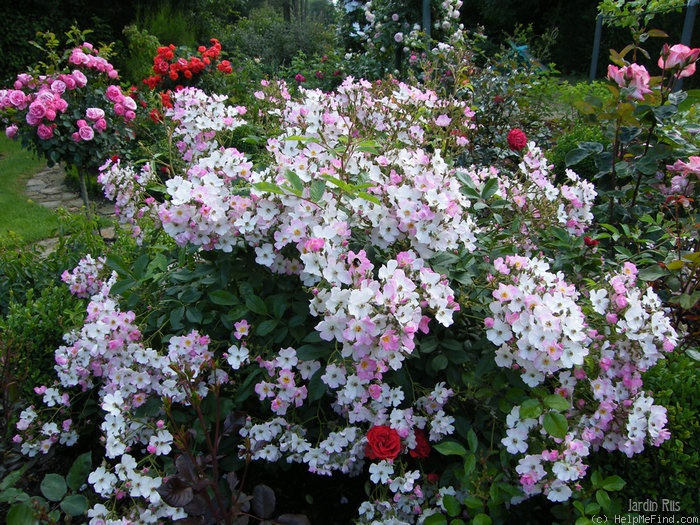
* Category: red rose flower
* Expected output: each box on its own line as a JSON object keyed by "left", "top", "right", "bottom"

{"left": 507, "top": 128, "right": 527, "bottom": 151}
{"left": 584, "top": 236, "right": 599, "bottom": 248}
{"left": 365, "top": 425, "right": 402, "bottom": 461}
{"left": 409, "top": 428, "right": 431, "bottom": 459}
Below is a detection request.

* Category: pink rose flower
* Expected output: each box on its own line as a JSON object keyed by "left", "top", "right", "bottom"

{"left": 607, "top": 63, "right": 652, "bottom": 100}
{"left": 50, "top": 80, "right": 66, "bottom": 94}
{"left": 658, "top": 43, "right": 700, "bottom": 78}
{"left": 5, "top": 124, "right": 18, "bottom": 138}
{"left": 85, "top": 107, "right": 105, "bottom": 121}
{"left": 37, "top": 123, "right": 54, "bottom": 140}
{"left": 105, "top": 85, "right": 122, "bottom": 102}
{"left": 78, "top": 125, "right": 94, "bottom": 141}
{"left": 8, "top": 90, "right": 27, "bottom": 109}
{"left": 71, "top": 70, "right": 88, "bottom": 88}
{"left": 94, "top": 118, "right": 107, "bottom": 132}
{"left": 28, "top": 100, "right": 46, "bottom": 120}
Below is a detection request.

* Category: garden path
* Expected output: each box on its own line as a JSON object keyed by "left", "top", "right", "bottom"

{"left": 25, "top": 164, "right": 114, "bottom": 216}
{"left": 24, "top": 165, "right": 116, "bottom": 253}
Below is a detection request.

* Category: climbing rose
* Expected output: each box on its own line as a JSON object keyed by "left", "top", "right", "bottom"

{"left": 365, "top": 425, "right": 402, "bottom": 461}
{"left": 507, "top": 128, "right": 527, "bottom": 151}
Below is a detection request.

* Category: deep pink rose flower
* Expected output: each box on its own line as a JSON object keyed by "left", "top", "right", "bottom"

{"left": 5, "top": 124, "right": 18, "bottom": 138}
{"left": 507, "top": 128, "right": 528, "bottom": 151}
{"left": 71, "top": 70, "right": 88, "bottom": 88}
{"left": 8, "top": 90, "right": 27, "bottom": 109}
{"left": 85, "top": 107, "right": 105, "bottom": 121}
{"left": 37, "top": 123, "right": 53, "bottom": 139}
{"left": 78, "top": 125, "right": 94, "bottom": 141}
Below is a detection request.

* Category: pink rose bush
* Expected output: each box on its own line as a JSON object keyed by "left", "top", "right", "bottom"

{"left": 15, "top": 72, "right": 681, "bottom": 523}
{"left": 0, "top": 35, "right": 136, "bottom": 176}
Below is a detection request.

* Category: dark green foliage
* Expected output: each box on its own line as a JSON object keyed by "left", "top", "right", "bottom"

{"left": 549, "top": 124, "right": 608, "bottom": 181}
{"left": 220, "top": 5, "right": 336, "bottom": 76}
{"left": 1, "top": 285, "right": 83, "bottom": 398}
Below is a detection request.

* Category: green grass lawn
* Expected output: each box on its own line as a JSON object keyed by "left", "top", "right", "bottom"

{"left": 0, "top": 136, "right": 61, "bottom": 243}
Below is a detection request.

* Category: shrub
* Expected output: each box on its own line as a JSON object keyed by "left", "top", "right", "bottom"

{"left": 549, "top": 124, "right": 608, "bottom": 181}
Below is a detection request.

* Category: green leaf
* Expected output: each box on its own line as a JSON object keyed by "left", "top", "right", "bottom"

{"left": 686, "top": 349, "right": 700, "bottom": 362}
{"left": 519, "top": 398, "right": 542, "bottom": 420}
{"left": 543, "top": 394, "right": 570, "bottom": 411}
{"left": 565, "top": 148, "right": 591, "bottom": 167}
{"left": 481, "top": 178, "right": 499, "bottom": 200}
{"left": 7, "top": 503, "right": 37, "bottom": 525}
{"left": 40, "top": 474, "right": 67, "bottom": 502}
{"left": 463, "top": 495, "right": 483, "bottom": 510}
{"left": 443, "top": 494, "right": 461, "bottom": 517}
{"left": 60, "top": 494, "right": 88, "bottom": 516}
{"left": 637, "top": 265, "right": 669, "bottom": 281}
{"left": 463, "top": 453, "right": 476, "bottom": 476}
{"left": 680, "top": 291, "right": 700, "bottom": 310}
{"left": 431, "top": 354, "right": 449, "bottom": 372}
{"left": 666, "top": 260, "right": 685, "bottom": 271}
{"left": 0, "top": 465, "right": 29, "bottom": 491}
{"left": 284, "top": 169, "right": 304, "bottom": 193}
{"left": 0, "top": 488, "right": 29, "bottom": 504}
{"left": 208, "top": 290, "right": 240, "bottom": 306}
{"left": 467, "top": 429, "right": 478, "bottom": 453}
{"left": 424, "top": 514, "right": 448, "bottom": 525}
{"left": 245, "top": 295, "right": 268, "bottom": 315}
{"left": 433, "top": 440, "right": 468, "bottom": 456}
{"left": 543, "top": 412, "right": 568, "bottom": 439}
{"left": 309, "top": 180, "right": 326, "bottom": 202}
{"left": 600, "top": 475, "right": 626, "bottom": 492}
{"left": 472, "top": 514, "right": 492, "bottom": 525}
{"left": 66, "top": 452, "right": 92, "bottom": 492}
{"left": 255, "top": 319, "right": 278, "bottom": 336}
{"left": 596, "top": 489, "right": 611, "bottom": 510}
{"left": 296, "top": 344, "right": 329, "bottom": 360}
{"left": 253, "top": 181, "right": 287, "bottom": 195}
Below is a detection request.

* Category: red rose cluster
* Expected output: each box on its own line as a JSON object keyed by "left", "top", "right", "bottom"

{"left": 143, "top": 38, "right": 232, "bottom": 90}
{"left": 365, "top": 426, "right": 430, "bottom": 461}
{"left": 506, "top": 128, "right": 528, "bottom": 152}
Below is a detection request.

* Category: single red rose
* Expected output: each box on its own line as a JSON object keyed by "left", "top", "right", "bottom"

{"left": 583, "top": 236, "right": 599, "bottom": 248}
{"left": 409, "top": 428, "right": 431, "bottom": 459}
{"left": 507, "top": 128, "right": 527, "bottom": 151}
{"left": 365, "top": 425, "right": 402, "bottom": 461}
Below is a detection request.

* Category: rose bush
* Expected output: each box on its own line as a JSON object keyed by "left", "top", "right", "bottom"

{"left": 10, "top": 63, "right": 690, "bottom": 523}
{"left": 0, "top": 28, "right": 137, "bottom": 206}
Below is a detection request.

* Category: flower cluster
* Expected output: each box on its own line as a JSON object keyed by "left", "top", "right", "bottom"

{"left": 487, "top": 255, "right": 677, "bottom": 501}
{"left": 61, "top": 254, "right": 107, "bottom": 298}
{"left": 98, "top": 157, "right": 158, "bottom": 242}
{"left": 0, "top": 40, "right": 136, "bottom": 171}
{"left": 461, "top": 141, "right": 596, "bottom": 240}
{"left": 658, "top": 43, "right": 700, "bottom": 79}
{"left": 143, "top": 38, "right": 233, "bottom": 91}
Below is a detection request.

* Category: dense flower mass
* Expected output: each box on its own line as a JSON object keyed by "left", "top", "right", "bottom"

{"left": 14, "top": 40, "right": 689, "bottom": 523}
{"left": 143, "top": 38, "right": 233, "bottom": 90}
{"left": 488, "top": 256, "right": 677, "bottom": 501}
